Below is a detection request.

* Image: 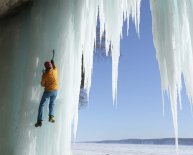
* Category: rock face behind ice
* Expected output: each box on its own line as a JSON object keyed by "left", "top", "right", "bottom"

{"left": 0, "top": 0, "right": 32, "bottom": 18}
{"left": 91, "top": 138, "right": 193, "bottom": 146}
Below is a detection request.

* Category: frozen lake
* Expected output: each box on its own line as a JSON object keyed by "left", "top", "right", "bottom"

{"left": 72, "top": 143, "right": 193, "bottom": 155}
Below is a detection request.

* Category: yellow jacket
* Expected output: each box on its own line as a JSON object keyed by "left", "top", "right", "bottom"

{"left": 41, "top": 67, "right": 58, "bottom": 91}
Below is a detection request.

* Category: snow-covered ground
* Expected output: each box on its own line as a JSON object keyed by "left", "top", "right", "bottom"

{"left": 72, "top": 143, "right": 193, "bottom": 155}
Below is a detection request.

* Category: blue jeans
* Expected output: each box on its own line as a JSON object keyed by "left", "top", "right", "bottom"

{"left": 37, "top": 90, "right": 58, "bottom": 121}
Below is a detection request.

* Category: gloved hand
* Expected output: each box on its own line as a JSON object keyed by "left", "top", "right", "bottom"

{"left": 51, "top": 59, "right": 56, "bottom": 68}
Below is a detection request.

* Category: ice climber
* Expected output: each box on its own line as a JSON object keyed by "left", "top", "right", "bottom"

{"left": 35, "top": 59, "right": 58, "bottom": 127}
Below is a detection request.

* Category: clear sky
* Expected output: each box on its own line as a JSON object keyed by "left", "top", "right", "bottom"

{"left": 76, "top": 0, "right": 193, "bottom": 142}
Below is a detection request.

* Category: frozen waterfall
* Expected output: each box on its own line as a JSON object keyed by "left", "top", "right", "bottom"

{"left": 1, "top": 0, "right": 192, "bottom": 154}
{"left": 150, "top": 0, "right": 193, "bottom": 149}
{"left": 0, "top": 0, "right": 141, "bottom": 155}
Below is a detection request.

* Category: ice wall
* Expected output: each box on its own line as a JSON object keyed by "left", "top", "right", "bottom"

{"left": 0, "top": 0, "right": 141, "bottom": 155}
{"left": 150, "top": 0, "right": 193, "bottom": 148}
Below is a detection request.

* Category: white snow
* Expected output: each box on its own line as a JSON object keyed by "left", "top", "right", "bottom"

{"left": 72, "top": 143, "right": 193, "bottom": 155}
{"left": 150, "top": 0, "right": 193, "bottom": 148}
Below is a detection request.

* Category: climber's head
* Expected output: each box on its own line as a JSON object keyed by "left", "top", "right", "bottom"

{"left": 44, "top": 61, "right": 52, "bottom": 70}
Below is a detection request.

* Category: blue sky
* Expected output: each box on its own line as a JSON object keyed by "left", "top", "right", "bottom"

{"left": 76, "top": 0, "right": 193, "bottom": 142}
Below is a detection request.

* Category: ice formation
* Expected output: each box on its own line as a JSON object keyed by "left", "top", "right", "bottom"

{"left": 0, "top": 0, "right": 141, "bottom": 154}
{"left": 150, "top": 0, "right": 193, "bottom": 148}
{"left": 2, "top": 0, "right": 191, "bottom": 154}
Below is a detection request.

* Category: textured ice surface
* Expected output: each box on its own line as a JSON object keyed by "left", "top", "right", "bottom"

{"left": 72, "top": 143, "right": 193, "bottom": 155}
{"left": 0, "top": 0, "right": 141, "bottom": 155}
{"left": 150, "top": 0, "right": 193, "bottom": 148}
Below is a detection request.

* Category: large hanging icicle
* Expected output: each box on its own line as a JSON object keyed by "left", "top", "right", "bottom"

{"left": 0, "top": 0, "right": 141, "bottom": 155}
{"left": 82, "top": 0, "right": 141, "bottom": 105}
{"left": 97, "top": 0, "right": 141, "bottom": 104}
{"left": 150, "top": 0, "right": 193, "bottom": 148}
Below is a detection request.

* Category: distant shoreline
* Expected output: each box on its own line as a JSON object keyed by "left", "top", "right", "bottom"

{"left": 77, "top": 138, "right": 193, "bottom": 146}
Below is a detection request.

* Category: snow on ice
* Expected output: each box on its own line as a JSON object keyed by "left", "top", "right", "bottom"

{"left": 72, "top": 143, "right": 193, "bottom": 155}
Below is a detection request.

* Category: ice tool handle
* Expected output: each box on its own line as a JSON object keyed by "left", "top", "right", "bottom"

{"left": 52, "top": 49, "right": 55, "bottom": 61}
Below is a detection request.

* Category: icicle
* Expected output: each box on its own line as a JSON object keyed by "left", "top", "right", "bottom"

{"left": 150, "top": 0, "right": 193, "bottom": 149}
{"left": 97, "top": 0, "right": 141, "bottom": 104}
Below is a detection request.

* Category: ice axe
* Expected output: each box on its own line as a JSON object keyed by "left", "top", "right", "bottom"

{"left": 52, "top": 49, "right": 55, "bottom": 61}
{"left": 42, "top": 49, "right": 55, "bottom": 74}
